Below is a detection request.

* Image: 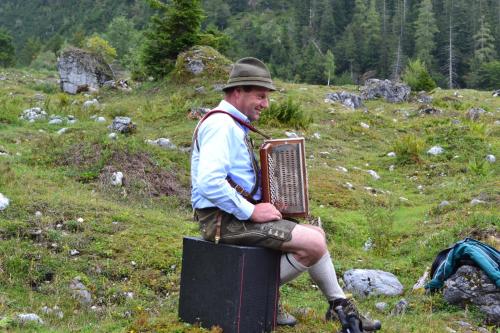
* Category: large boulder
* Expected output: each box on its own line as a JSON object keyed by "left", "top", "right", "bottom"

{"left": 443, "top": 265, "right": 500, "bottom": 324}
{"left": 344, "top": 269, "right": 404, "bottom": 297}
{"left": 57, "top": 48, "right": 114, "bottom": 94}
{"left": 361, "top": 79, "right": 411, "bottom": 103}
{"left": 325, "top": 91, "right": 364, "bottom": 109}
{"left": 172, "top": 45, "right": 232, "bottom": 86}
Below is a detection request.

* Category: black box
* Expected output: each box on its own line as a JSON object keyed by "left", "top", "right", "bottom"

{"left": 178, "top": 237, "right": 281, "bottom": 333}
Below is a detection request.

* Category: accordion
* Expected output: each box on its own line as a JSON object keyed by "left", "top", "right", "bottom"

{"left": 259, "top": 138, "right": 309, "bottom": 218}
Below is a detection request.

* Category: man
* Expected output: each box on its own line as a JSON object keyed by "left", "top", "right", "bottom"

{"left": 191, "top": 57, "right": 381, "bottom": 331}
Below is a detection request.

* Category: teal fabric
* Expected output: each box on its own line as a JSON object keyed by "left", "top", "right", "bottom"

{"left": 426, "top": 238, "right": 500, "bottom": 291}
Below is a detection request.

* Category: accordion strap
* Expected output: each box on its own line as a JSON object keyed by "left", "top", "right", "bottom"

{"left": 192, "top": 109, "right": 265, "bottom": 204}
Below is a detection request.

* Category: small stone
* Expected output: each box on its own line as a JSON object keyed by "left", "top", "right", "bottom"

{"left": 470, "top": 198, "right": 486, "bottom": 206}
{"left": 344, "top": 182, "right": 354, "bottom": 190}
{"left": 16, "top": 313, "right": 44, "bottom": 325}
{"left": 48, "top": 118, "right": 63, "bottom": 125}
{"left": 111, "top": 172, "right": 123, "bottom": 186}
{"left": 108, "top": 132, "right": 117, "bottom": 140}
{"left": 439, "top": 201, "right": 450, "bottom": 208}
{"left": 399, "top": 197, "right": 409, "bottom": 202}
{"left": 387, "top": 152, "right": 396, "bottom": 157}
{"left": 77, "top": 218, "right": 84, "bottom": 223}
{"left": 95, "top": 116, "right": 106, "bottom": 123}
{"left": 285, "top": 131, "right": 298, "bottom": 138}
{"left": 375, "top": 302, "right": 388, "bottom": 312}
{"left": 312, "top": 132, "right": 321, "bottom": 139}
{"left": 391, "top": 299, "right": 409, "bottom": 315}
{"left": 367, "top": 170, "right": 380, "bottom": 180}
{"left": 319, "top": 151, "right": 330, "bottom": 158}
{"left": 485, "top": 154, "right": 496, "bottom": 163}
{"left": 124, "top": 292, "right": 134, "bottom": 299}
{"left": 57, "top": 127, "right": 68, "bottom": 135}
{"left": 360, "top": 122, "right": 370, "bottom": 129}
{"left": 363, "top": 238, "right": 373, "bottom": 251}
{"left": 70, "top": 249, "right": 80, "bottom": 256}
{"left": 35, "top": 211, "right": 42, "bottom": 218}
{"left": 336, "top": 166, "right": 348, "bottom": 173}
{"left": 83, "top": 99, "right": 99, "bottom": 108}
{"left": 389, "top": 165, "right": 395, "bottom": 172}
{"left": 417, "top": 185, "right": 424, "bottom": 191}
{"left": 131, "top": 261, "right": 137, "bottom": 267}
{"left": 427, "top": 146, "right": 444, "bottom": 155}
{"left": 0, "top": 193, "right": 10, "bottom": 211}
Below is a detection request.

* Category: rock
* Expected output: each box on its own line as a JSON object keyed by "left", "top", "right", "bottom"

{"left": 363, "top": 238, "right": 373, "bottom": 251}
{"left": 35, "top": 211, "right": 42, "bottom": 218}
{"left": 493, "top": 89, "right": 500, "bottom": 97}
{"left": 343, "top": 269, "right": 404, "bottom": 297}
{"left": 16, "top": 313, "right": 44, "bottom": 325}
{"left": 470, "top": 198, "right": 486, "bottom": 206}
{"left": 375, "top": 302, "right": 388, "bottom": 312}
{"left": 444, "top": 265, "right": 500, "bottom": 324}
{"left": 108, "top": 132, "right": 117, "bottom": 140}
{"left": 485, "top": 154, "right": 496, "bottom": 163}
{"left": 69, "top": 277, "right": 92, "bottom": 305}
{"left": 324, "top": 91, "right": 364, "bottom": 109}
{"left": 108, "top": 116, "right": 136, "bottom": 134}
{"left": 70, "top": 249, "right": 80, "bottom": 256}
{"left": 312, "top": 132, "right": 321, "bottom": 139}
{"left": 367, "top": 170, "right": 380, "bottom": 180}
{"left": 212, "top": 83, "right": 224, "bottom": 91}
{"left": 48, "top": 117, "right": 63, "bottom": 125}
{"left": 391, "top": 299, "right": 409, "bottom": 315}
{"left": 146, "top": 138, "right": 177, "bottom": 150}
{"left": 83, "top": 99, "right": 99, "bottom": 108}
{"left": 173, "top": 46, "right": 232, "bottom": 83}
{"left": 0, "top": 193, "right": 9, "bottom": 211}
{"left": 319, "top": 151, "right": 330, "bottom": 158}
{"left": 195, "top": 86, "right": 205, "bottom": 94}
{"left": 416, "top": 92, "right": 433, "bottom": 103}
{"left": 336, "top": 166, "right": 348, "bottom": 173}
{"left": 67, "top": 115, "right": 77, "bottom": 124}
{"left": 427, "top": 146, "right": 444, "bottom": 155}
{"left": 389, "top": 165, "right": 395, "bottom": 172}
{"left": 344, "top": 182, "right": 354, "bottom": 190}
{"left": 111, "top": 172, "right": 123, "bottom": 186}
{"left": 41, "top": 306, "right": 64, "bottom": 319}
{"left": 439, "top": 201, "right": 451, "bottom": 208}
{"left": 387, "top": 152, "right": 396, "bottom": 157}
{"left": 20, "top": 107, "right": 47, "bottom": 121}
{"left": 466, "top": 107, "right": 486, "bottom": 121}
{"left": 360, "top": 79, "right": 411, "bottom": 103}
{"left": 186, "top": 58, "right": 204, "bottom": 75}
{"left": 95, "top": 117, "right": 106, "bottom": 123}
{"left": 57, "top": 47, "right": 114, "bottom": 94}
{"left": 57, "top": 128, "right": 68, "bottom": 135}
{"left": 418, "top": 105, "right": 442, "bottom": 116}
{"left": 285, "top": 131, "right": 298, "bottom": 138}
{"left": 360, "top": 122, "right": 370, "bottom": 129}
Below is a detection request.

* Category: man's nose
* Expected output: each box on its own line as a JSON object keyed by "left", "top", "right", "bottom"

{"left": 261, "top": 98, "right": 269, "bottom": 108}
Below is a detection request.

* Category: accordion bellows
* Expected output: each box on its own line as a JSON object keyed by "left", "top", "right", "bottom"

{"left": 260, "top": 138, "right": 309, "bottom": 218}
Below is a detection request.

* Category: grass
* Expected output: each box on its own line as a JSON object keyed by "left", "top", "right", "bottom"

{"left": 0, "top": 67, "right": 499, "bottom": 332}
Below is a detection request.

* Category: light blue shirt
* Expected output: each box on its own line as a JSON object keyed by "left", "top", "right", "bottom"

{"left": 191, "top": 100, "right": 261, "bottom": 220}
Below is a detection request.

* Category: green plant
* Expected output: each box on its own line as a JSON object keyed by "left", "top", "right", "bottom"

{"left": 402, "top": 59, "right": 437, "bottom": 92}
{"left": 467, "top": 157, "right": 491, "bottom": 177}
{"left": 259, "top": 97, "right": 312, "bottom": 129}
{"left": 393, "top": 134, "right": 425, "bottom": 164}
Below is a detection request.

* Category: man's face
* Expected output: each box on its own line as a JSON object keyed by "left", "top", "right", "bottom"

{"left": 235, "top": 87, "right": 270, "bottom": 122}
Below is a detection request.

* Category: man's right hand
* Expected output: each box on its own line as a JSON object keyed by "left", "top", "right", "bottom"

{"left": 250, "top": 203, "right": 282, "bottom": 223}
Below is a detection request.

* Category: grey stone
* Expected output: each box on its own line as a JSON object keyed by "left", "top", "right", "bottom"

{"left": 16, "top": 313, "right": 44, "bottom": 325}
{"left": 20, "top": 107, "right": 47, "bottom": 121}
{"left": 375, "top": 302, "right": 388, "bottom": 312}
{"left": 186, "top": 58, "right": 204, "bottom": 75}
{"left": 361, "top": 79, "right": 411, "bottom": 103}
{"left": 83, "top": 99, "right": 99, "bottom": 108}
{"left": 146, "top": 138, "right": 177, "bottom": 150}
{"left": 444, "top": 265, "right": 500, "bottom": 324}
{"left": 367, "top": 170, "right": 380, "bottom": 180}
{"left": 111, "top": 172, "right": 123, "bottom": 186}
{"left": 108, "top": 117, "right": 136, "bottom": 133}
{"left": 391, "top": 299, "right": 409, "bottom": 315}
{"left": 48, "top": 117, "right": 64, "bottom": 125}
{"left": 416, "top": 92, "right": 433, "bottom": 104}
{"left": 57, "top": 48, "right": 114, "bottom": 94}
{"left": 427, "top": 146, "right": 444, "bottom": 155}
{"left": 285, "top": 131, "right": 298, "bottom": 138}
{"left": 195, "top": 86, "right": 205, "bottom": 94}
{"left": 324, "top": 91, "right": 364, "bottom": 109}
{"left": 344, "top": 269, "right": 404, "bottom": 297}
{"left": 466, "top": 108, "right": 486, "bottom": 121}
{"left": 70, "top": 277, "right": 92, "bottom": 305}
{"left": 0, "top": 193, "right": 9, "bottom": 211}
{"left": 485, "top": 154, "right": 496, "bottom": 163}
{"left": 470, "top": 198, "right": 486, "bottom": 206}
{"left": 439, "top": 201, "right": 451, "bottom": 208}
{"left": 418, "top": 106, "right": 442, "bottom": 116}
{"left": 493, "top": 89, "right": 500, "bottom": 97}
{"left": 212, "top": 84, "right": 224, "bottom": 91}
{"left": 95, "top": 117, "right": 106, "bottom": 123}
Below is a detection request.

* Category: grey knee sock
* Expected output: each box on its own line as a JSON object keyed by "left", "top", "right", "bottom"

{"left": 280, "top": 253, "right": 308, "bottom": 285}
{"left": 308, "top": 252, "right": 346, "bottom": 301}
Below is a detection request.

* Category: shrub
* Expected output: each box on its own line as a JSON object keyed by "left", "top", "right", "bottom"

{"left": 258, "top": 97, "right": 312, "bottom": 129}
{"left": 84, "top": 35, "right": 117, "bottom": 63}
{"left": 402, "top": 59, "right": 437, "bottom": 92}
{"left": 393, "top": 134, "right": 425, "bottom": 164}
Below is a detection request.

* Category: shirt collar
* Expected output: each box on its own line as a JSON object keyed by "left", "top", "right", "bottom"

{"left": 215, "top": 100, "right": 251, "bottom": 133}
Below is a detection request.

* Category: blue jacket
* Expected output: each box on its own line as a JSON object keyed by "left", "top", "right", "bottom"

{"left": 426, "top": 238, "right": 500, "bottom": 291}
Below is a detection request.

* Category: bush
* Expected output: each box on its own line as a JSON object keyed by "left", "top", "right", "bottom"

{"left": 402, "top": 59, "right": 437, "bottom": 92}
{"left": 258, "top": 97, "right": 312, "bottom": 129}
{"left": 393, "top": 134, "right": 425, "bottom": 164}
{"left": 30, "top": 51, "right": 57, "bottom": 71}
{"left": 84, "top": 35, "right": 117, "bottom": 63}
{"left": 475, "top": 60, "right": 500, "bottom": 90}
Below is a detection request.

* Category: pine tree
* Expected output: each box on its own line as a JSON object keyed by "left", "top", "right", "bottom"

{"left": 414, "top": 0, "right": 439, "bottom": 67}
{"left": 104, "top": 16, "right": 141, "bottom": 63}
{"left": 142, "top": 0, "right": 204, "bottom": 79}
{"left": 0, "top": 29, "right": 15, "bottom": 67}
{"left": 18, "top": 37, "right": 42, "bottom": 66}
{"left": 473, "top": 15, "right": 496, "bottom": 63}
{"left": 363, "top": 0, "right": 382, "bottom": 73}
{"left": 324, "top": 49, "right": 336, "bottom": 86}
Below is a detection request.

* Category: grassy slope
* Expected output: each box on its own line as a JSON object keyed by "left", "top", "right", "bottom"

{"left": 0, "top": 68, "right": 498, "bottom": 332}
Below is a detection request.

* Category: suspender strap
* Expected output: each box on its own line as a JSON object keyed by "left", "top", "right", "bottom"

{"left": 214, "top": 210, "right": 222, "bottom": 244}
{"left": 226, "top": 176, "right": 259, "bottom": 204}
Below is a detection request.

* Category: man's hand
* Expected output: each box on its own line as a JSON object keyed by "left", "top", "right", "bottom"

{"left": 250, "top": 203, "right": 282, "bottom": 223}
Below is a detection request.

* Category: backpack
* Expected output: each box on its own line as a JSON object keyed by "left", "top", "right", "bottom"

{"left": 425, "top": 237, "right": 500, "bottom": 291}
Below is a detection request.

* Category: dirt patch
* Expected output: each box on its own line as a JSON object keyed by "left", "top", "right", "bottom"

{"left": 59, "top": 142, "right": 106, "bottom": 170}
{"left": 97, "top": 150, "right": 189, "bottom": 200}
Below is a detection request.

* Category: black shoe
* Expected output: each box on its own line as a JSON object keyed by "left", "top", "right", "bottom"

{"left": 325, "top": 298, "right": 381, "bottom": 331}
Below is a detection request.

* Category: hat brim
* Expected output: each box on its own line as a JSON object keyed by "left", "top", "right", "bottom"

{"left": 222, "top": 80, "right": 276, "bottom": 91}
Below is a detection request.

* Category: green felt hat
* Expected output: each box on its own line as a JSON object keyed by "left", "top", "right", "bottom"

{"left": 223, "top": 57, "right": 275, "bottom": 91}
